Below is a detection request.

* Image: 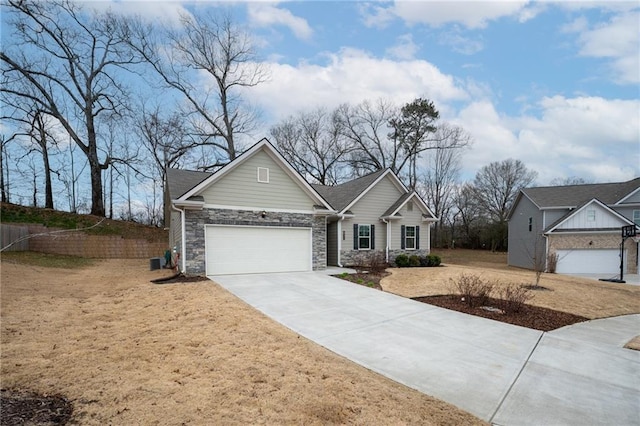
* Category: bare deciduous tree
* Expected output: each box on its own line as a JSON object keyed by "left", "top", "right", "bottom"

{"left": 271, "top": 107, "right": 352, "bottom": 185}
{"left": 1, "top": 0, "right": 140, "bottom": 216}
{"left": 126, "top": 11, "right": 269, "bottom": 170}
{"left": 472, "top": 159, "right": 537, "bottom": 251}
{"left": 419, "top": 124, "right": 471, "bottom": 247}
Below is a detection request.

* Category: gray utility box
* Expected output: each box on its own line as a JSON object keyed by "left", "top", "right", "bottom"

{"left": 149, "top": 257, "right": 163, "bottom": 270}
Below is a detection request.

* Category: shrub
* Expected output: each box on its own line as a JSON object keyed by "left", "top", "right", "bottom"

{"left": 367, "top": 251, "right": 388, "bottom": 273}
{"left": 450, "top": 273, "right": 495, "bottom": 307}
{"left": 427, "top": 254, "right": 441, "bottom": 267}
{"left": 352, "top": 251, "right": 388, "bottom": 273}
{"left": 497, "top": 284, "right": 533, "bottom": 314}
{"left": 419, "top": 256, "right": 430, "bottom": 267}
{"left": 408, "top": 255, "right": 421, "bottom": 267}
{"left": 395, "top": 254, "right": 409, "bottom": 267}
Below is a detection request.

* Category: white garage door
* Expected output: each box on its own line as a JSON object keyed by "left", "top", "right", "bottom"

{"left": 206, "top": 225, "right": 311, "bottom": 275}
{"left": 556, "top": 249, "right": 627, "bottom": 274}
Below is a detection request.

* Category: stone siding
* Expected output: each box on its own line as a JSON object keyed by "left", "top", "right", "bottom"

{"left": 339, "top": 248, "right": 430, "bottom": 267}
{"left": 549, "top": 233, "right": 638, "bottom": 274}
{"left": 184, "top": 208, "right": 326, "bottom": 275}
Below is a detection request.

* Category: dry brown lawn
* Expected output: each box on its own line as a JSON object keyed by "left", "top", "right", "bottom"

{"left": 1, "top": 257, "right": 484, "bottom": 425}
{"left": 382, "top": 249, "right": 640, "bottom": 319}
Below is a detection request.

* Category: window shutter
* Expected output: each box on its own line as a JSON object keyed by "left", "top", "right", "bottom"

{"left": 401, "top": 225, "right": 405, "bottom": 249}
{"left": 353, "top": 224, "right": 359, "bottom": 249}
{"left": 416, "top": 226, "right": 420, "bottom": 249}
{"left": 371, "top": 225, "right": 375, "bottom": 250}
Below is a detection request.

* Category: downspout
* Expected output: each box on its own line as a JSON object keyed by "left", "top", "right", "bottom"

{"left": 337, "top": 215, "right": 345, "bottom": 267}
{"left": 543, "top": 233, "right": 549, "bottom": 272}
{"left": 381, "top": 217, "right": 390, "bottom": 263}
{"left": 171, "top": 203, "right": 186, "bottom": 274}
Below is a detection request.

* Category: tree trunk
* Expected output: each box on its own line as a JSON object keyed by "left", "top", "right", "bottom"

{"left": 42, "top": 146, "right": 53, "bottom": 209}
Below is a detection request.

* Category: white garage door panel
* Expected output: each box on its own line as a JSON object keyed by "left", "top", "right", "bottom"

{"left": 556, "top": 249, "right": 626, "bottom": 274}
{"left": 206, "top": 226, "right": 311, "bottom": 275}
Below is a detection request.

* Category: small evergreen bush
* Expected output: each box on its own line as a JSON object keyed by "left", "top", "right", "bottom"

{"left": 408, "top": 255, "right": 421, "bottom": 267}
{"left": 395, "top": 254, "right": 409, "bottom": 267}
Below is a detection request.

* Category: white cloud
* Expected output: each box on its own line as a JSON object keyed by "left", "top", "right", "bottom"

{"left": 438, "top": 27, "right": 484, "bottom": 55}
{"left": 561, "top": 10, "right": 640, "bottom": 85}
{"left": 87, "top": 1, "right": 192, "bottom": 26}
{"left": 248, "top": 48, "right": 468, "bottom": 122}
{"left": 247, "top": 2, "right": 313, "bottom": 40}
{"left": 454, "top": 96, "right": 640, "bottom": 183}
{"left": 367, "top": 1, "right": 532, "bottom": 29}
{"left": 386, "top": 33, "right": 420, "bottom": 60}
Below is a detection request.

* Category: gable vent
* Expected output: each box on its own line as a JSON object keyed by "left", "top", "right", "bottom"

{"left": 257, "top": 167, "right": 269, "bottom": 183}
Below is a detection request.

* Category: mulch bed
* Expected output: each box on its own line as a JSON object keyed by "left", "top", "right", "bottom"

{"left": 413, "top": 295, "right": 589, "bottom": 331}
{"left": 151, "top": 274, "right": 210, "bottom": 284}
{"left": 1, "top": 389, "right": 73, "bottom": 425}
{"left": 334, "top": 272, "right": 390, "bottom": 290}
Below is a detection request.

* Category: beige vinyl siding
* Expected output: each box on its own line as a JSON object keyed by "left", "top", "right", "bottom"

{"left": 199, "top": 149, "right": 314, "bottom": 210}
{"left": 391, "top": 204, "right": 428, "bottom": 250}
{"left": 343, "top": 175, "right": 404, "bottom": 250}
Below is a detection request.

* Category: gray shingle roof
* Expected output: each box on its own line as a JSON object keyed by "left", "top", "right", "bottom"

{"left": 166, "top": 168, "right": 212, "bottom": 200}
{"left": 311, "top": 169, "right": 387, "bottom": 212}
{"left": 382, "top": 192, "right": 413, "bottom": 217}
{"left": 523, "top": 177, "right": 640, "bottom": 208}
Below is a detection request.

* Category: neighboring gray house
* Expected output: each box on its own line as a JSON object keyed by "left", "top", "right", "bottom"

{"left": 165, "top": 138, "right": 438, "bottom": 275}
{"left": 507, "top": 178, "right": 640, "bottom": 275}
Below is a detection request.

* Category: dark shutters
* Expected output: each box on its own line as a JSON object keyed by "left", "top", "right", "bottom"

{"left": 371, "top": 225, "right": 375, "bottom": 250}
{"left": 353, "top": 224, "right": 359, "bottom": 249}
{"left": 416, "top": 226, "right": 420, "bottom": 249}
{"left": 401, "top": 225, "right": 405, "bottom": 249}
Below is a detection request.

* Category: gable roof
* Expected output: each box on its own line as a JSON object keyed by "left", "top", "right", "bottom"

{"left": 311, "top": 169, "right": 387, "bottom": 212}
{"left": 522, "top": 177, "right": 640, "bottom": 209}
{"left": 382, "top": 191, "right": 439, "bottom": 221}
{"left": 170, "top": 138, "right": 333, "bottom": 211}
{"left": 166, "top": 168, "right": 212, "bottom": 200}
{"left": 312, "top": 169, "right": 408, "bottom": 213}
{"left": 545, "top": 198, "right": 636, "bottom": 233}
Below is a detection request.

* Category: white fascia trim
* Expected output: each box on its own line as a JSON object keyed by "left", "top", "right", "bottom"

{"left": 616, "top": 186, "right": 640, "bottom": 204}
{"left": 342, "top": 169, "right": 408, "bottom": 213}
{"left": 386, "top": 192, "right": 437, "bottom": 220}
{"left": 173, "top": 200, "right": 204, "bottom": 209}
{"left": 203, "top": 204, "right": 316, "bottom": 214}
{"left": 380, "top": 215, "right": 403, "bottom": 220}
{"left": 545, "top": 230, "right": 621, "bottom": 235}
{"left": 179, "top": 139, "right": 333, "bottom": 211}
{"left": 261, "top": 147, "right": 334, "bottom": 210}
{"left": 546, "top": 198, "right": 634, "bottom": 233}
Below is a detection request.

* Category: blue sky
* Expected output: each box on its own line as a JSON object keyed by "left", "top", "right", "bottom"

{"left": 5, "top": 0, "right": 640, "bottom": 191}
{"left": 134, "top": 0, "right": 638, "bottom": 184}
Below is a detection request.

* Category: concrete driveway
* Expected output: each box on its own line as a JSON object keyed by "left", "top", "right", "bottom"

{"left": 211, "top": 271, "right": 640, "bottom": 425}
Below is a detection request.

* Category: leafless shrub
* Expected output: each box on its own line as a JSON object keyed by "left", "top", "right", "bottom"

{"left": 546, "top": 252, "right": 559, "bottom": 273}
{"left": 496, "top": 284, "right": 533, "bottom": 314}
{"left": 450, "top": 274, "right": 495, "bottom": 307}
{"left": 353, "top": 251, "right": 388, "bottom": 274}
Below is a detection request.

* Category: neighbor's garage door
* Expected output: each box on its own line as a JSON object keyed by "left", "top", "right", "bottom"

{"left": 206, "top": 225, "right": 311, "bottom": 275}
{"left": 556, "top": 249, "right": 626, "bottom": 274}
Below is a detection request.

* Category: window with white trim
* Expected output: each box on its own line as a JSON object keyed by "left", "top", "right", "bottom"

{"left": 358, "top": 224, "right": 371, "bottom": 250}
{"left": 586, "top": 209, "right": 596, "bottom": 221}
{"left": 634, "top": 210, "right": 640, "bottom": 226}
{"left": 405, "top": 226, "right": 416, "bottom": 250}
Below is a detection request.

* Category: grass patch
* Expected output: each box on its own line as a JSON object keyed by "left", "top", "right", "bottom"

{"left": 1, "top": 202, "right": 166, "bottom": 241}
{"left": 1, "top": 251, "right": 95, "bottom": 268}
